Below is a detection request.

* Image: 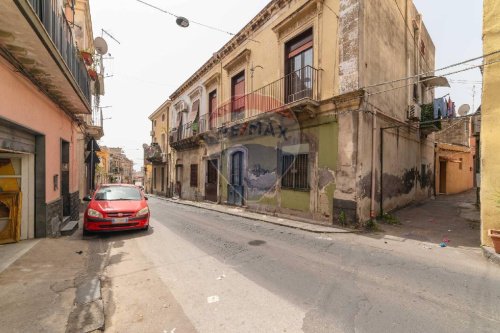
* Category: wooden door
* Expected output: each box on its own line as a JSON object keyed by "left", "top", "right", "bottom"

{"left": 205, "top": 159, "right": 218, "bottom": 202}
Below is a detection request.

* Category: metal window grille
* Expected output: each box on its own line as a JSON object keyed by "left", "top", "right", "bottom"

{"left": 190, "top": 164, "right": 198, "bottom": 187}
{"left": 281, "top": 154, "right": 308, "bottom": 189}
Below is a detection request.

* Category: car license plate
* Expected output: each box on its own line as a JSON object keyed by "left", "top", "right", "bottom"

{"left": 112, "top": 217, "right": 128, "bottom": 224}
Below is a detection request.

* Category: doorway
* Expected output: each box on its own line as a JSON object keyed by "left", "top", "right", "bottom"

{"left": 175, "top": 164, "right": 183, "bottom": 199}
{"left": 439, "top": 161, "right": 447, "bottom": 194}
{"left": 205, "top": 159, "right": 218, "bottom": 202}
{"left": 228, "top": 151, "right": 244, "bottom": 206}
{"left": 61, "top": 140, "right": 70, "bottom": 217}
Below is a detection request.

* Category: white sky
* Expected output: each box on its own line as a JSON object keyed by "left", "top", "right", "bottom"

{"left": 90, "top": 0, "right": 483, "bottom": 170}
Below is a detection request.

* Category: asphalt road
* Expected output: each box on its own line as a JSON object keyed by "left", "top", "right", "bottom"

{"left": 100, "top": 197, "right": 500, "bottom": 333}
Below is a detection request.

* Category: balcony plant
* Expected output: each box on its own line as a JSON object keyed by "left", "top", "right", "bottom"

{"left": 88, "top": 69, "right": 98, "bottom": 81}
{"left": 80, "top": 51, "right": 93, "bottom": 66}
{"left": 488, "top": 229, "right": 500, "bottom": 253}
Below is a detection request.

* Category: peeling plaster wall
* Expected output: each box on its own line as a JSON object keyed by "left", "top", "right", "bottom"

{"left": 335, "top": 0, "right": 436, "bottom": 225}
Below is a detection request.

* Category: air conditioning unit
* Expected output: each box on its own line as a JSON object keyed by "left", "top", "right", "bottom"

{"left": 407, "top": 103, "right": 421, "bottom": 121}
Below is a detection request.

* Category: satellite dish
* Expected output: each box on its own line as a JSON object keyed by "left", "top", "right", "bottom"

{"left": 457, "top": 104, "right": 470, "bottom": 117}
{"left": 94, "top": 37, "right": 108, "bottom": 55}
{"left": 176, "top": 16, "right": 190, "bottom": 28}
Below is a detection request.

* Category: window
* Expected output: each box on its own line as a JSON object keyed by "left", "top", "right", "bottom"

{"left": 281, "top": 154, "right": 308, "bottom": 190}
{"left": 162, "top": 113, "right": 165, "bottom": 121}
{"left": 285, "top": 29, "right": 313, "bottom": 102}
{"left": 190, "top": 164, "right": 198, "bottom": 187}
{"left": 459, "top": 158, "right": 463, "bottom": 170}
{"left": 231, "top": 71, "right": 245, "bottom": 121}
{"left": 209, "top": 90, "right": 217, "bottom": 129}
{"left": 154, "top": 120, "right": 157, "bottom": 127}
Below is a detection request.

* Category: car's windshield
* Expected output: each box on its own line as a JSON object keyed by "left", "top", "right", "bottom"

{"left": 94, "top": 186, "right": 142, "bottom": 201}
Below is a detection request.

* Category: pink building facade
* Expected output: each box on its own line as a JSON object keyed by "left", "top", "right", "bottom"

{"left": 0, "top": 0, "right": 95, "bottom": 242}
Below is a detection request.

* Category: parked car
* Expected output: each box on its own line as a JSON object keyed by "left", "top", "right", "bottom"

{"left": 83, "top": 184, "right": 150, "bottom": 235}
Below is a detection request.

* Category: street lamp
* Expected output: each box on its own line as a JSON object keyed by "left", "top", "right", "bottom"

{"left": 176, "top": 16, "right": 189, "bottom": 28}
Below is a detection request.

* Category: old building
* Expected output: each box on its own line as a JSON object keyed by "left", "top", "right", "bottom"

{"left": 107, "top": 147, "right": 133, "bottom": 184}
{"left": 480, "top": 0, "right": 500, "bottom": 248}
{"left": 144, "top": 101, "right": 171, "bottom": 196}
{"left": 434, "top": 116, "right": 476, "bottom": 195}
{"left": 0, "top": 0, "right": 101, "bottom": 242}
{"left": 162, "top": 0, "right": 437, "bottom": 226}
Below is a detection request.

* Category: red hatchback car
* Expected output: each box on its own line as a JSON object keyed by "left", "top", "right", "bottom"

{"left": 83, "top": 184, "right": 150, "bottom": 235}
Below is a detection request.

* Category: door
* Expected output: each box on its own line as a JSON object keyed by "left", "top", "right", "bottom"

{"left": 439, "top": 161, "right": 447, "bottom": 194}
{"left": 205, "top": 159, "right": 218, "bottom": 202}
{"left": 61, "top": 141, "right": 70, "bottom": 216}
{"left": 285, "top": 29, "right": 313, "bottom": 103}
{"left": 209, "top": 90, "right": 217, "bottom": 129}
{"left": 228, "top": 152, "right": 244, "bottom": 206}
{"left": 175, "top": 165, "right": 183, "bottom": 198}
{"left": 231, "top": 72, "right": 245, "bottom": 121}
{"left": 0, "top": 157, "right": 22, "bottom": 244}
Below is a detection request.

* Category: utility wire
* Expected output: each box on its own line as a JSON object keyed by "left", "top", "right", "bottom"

{"left": 363, "top": 49, "right": 500, "bottom": 90}
{"left": 136, "top": 0, "right": 240, "bottom": 38}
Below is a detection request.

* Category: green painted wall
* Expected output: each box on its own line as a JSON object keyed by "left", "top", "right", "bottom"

{"left": 281, "top": 189, "right": 310, "bottom": 212}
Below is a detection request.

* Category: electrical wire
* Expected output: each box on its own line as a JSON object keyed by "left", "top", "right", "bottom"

{"left": 364, "top": 49, "right": 500, "bottom": 90}
{"left": 136, "top": 0, "right": 240, "bottom": 38}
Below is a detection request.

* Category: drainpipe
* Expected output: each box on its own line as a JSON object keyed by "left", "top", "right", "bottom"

{"left": 380, "top": 127, "right": 384, "bottom": 215}
{"left": 370, "top": 106, "right": 377, "bottom": 219}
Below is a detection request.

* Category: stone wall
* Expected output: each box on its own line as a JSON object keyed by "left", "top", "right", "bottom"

{"left": 69, "top": 191, "right": 80, "bottom": 221}
{"left": 46, "top": 198, "right": 62, "bottom": 238}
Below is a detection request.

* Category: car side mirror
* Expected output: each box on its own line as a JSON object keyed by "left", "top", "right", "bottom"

{"left": 83, "top": 195, "right": 92, "bottom": 202}
{"left": 144, "top": 196, "right": 149, "bottom": 201}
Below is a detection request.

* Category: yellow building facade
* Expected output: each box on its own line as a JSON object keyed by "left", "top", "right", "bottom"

{"left": 480, "top": 0, "right": 500, "bottom": 247}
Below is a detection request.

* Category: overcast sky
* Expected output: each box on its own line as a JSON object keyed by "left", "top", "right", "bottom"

{"left": 90, "top": 0, "right": 483, "bottom": 170}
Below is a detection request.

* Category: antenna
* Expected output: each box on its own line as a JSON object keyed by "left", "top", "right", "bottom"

{"left": 101, "top": 29, "right": 121, "bottom": 45}
{"left": 93, "top": 37, "right": 108, "bottom": 55}
{"left": 457, "top": 104, "right": 471, "bottom": 117}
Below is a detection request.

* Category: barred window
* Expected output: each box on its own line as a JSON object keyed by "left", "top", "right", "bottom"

{"left": 281, "top": 154, "right": 308, "bottom": 190}
{"left": 190, "top": 164, "right": 198, "bottom": 187}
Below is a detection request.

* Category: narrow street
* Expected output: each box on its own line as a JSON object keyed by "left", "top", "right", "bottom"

{"left": 94, "top": 197, "right": 500, "bottom": 333}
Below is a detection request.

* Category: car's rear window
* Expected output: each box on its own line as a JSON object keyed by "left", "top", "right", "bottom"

{"left": 94, "top": 186, "right": 142, "bottom": 201}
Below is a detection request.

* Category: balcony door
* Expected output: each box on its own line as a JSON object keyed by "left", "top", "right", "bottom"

{"left": 209, "top": 90, "right": 217, "bottom": 129}
{"left": 285, "top": 29, "right": 313, "bottom": 103}
{"left": 231, "top": 71, "right": 245, "bottom": 121}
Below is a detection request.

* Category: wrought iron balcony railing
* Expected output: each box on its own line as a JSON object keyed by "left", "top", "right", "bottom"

{"left": 169, "top": 65, "right": 320, "bottom": 146}
{"left": 28, "top": 0, "right": 91, "bottom": 103}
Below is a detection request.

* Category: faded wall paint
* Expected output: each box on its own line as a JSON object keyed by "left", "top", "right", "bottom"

{"left": 480, "top": 0, "right": 500, "bottom": 247}
{"left": 335, "top": 0, "right": 435, "bottom": 225}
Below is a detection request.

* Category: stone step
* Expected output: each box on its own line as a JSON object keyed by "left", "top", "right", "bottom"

{"left": 60, "top": 219, "right": 79, "bottom": 236}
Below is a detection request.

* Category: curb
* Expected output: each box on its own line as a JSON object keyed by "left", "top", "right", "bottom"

{"left": 482, "top": 246, "right": 500, "bottom": 266}
{"left": 149, "top": 195, "right": 357, "bottom": 234}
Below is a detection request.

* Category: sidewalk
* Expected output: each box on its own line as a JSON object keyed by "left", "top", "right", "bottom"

{"left": 0, "top": 229, "right": 106, "bottom": 333}
{"left": 150, "top": 195, "right": 354, "bottom": 234}
{"left": 373, "top": 190, "right": 481, "bottom": 248}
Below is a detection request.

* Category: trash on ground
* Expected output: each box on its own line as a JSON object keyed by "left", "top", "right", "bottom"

{"left": 207, "top": 295, "right": 220, "bottom": 303}
{"left": 216, "top": 273, "right": 226, "bottom": 280}
{"left": 439, "top": 242, "right": 447, "bottom": 248}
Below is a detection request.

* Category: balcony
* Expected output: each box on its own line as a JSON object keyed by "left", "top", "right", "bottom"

{"left": 85, "top": 108, "right": 104, "bottom": 140}
{"left": 0, "top": 0, "right": 91, "bottom": 114}
{"left": 144, "top": 143, "right": 164, "bottom": 164}
{"left": 169, "top": 66, "right": 320, "bottom": 150}
{"left": 420, "top": 103, "right": 442, "bottom": 136}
